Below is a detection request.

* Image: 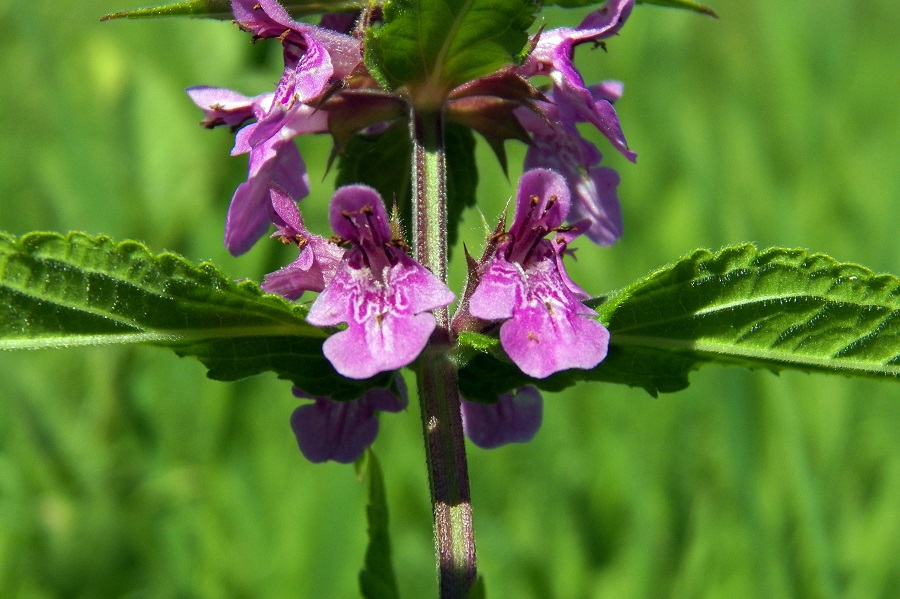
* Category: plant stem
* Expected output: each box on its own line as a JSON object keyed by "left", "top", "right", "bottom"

{"left": 411, "top": 107, "right": 476, "bottom": 598}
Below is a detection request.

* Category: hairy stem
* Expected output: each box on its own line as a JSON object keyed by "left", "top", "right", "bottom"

{"left": 411, "top": 108, "right": 476, "bottom": 598}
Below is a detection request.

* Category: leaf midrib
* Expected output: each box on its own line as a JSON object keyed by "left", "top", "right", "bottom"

{"left": 611, "top": 333, "right": 900, "bottom": 376}
{"left": 610, "top": 290, "right": 898, "bottom": 334}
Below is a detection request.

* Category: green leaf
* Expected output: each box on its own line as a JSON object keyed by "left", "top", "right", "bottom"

{"left": 540, "top": 0, "right": 717, "bottom": 18}
{"left": 335, "top": 122, "right": 477, "bottom": 253}
{"left": 365, "top": 0, "right": 536, "bottom": 107}
{"left": 458, "top": 245, "right": 900, "bottom": 400}
{"left": 357, "top": 452, "right": 401, "bottom": 599}
{"left": 100, "top": 0, "right": 366, "bottom": 21}
{"left": 101, "top": 0, "right": 235, "bottom": 20}
{"left": 636, "top": 0, "right": 717, "bottom": 17}
{"left": 0, "top": 231, "right": 390, "bottom": 400}
{"left": 336, "top": 123, "right": 414, "bottom": 231}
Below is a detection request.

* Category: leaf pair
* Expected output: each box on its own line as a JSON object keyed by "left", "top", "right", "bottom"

{"left": 3, "top": 233, "right": 897, "bottom": 401}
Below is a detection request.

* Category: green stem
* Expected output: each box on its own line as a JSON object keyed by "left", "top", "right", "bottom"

{"left": 411, "top": 108, "right": 476, "bottom": 598}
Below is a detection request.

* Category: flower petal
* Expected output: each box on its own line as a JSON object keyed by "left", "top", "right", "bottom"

{"left": 328, "top": 185, "right": 394, "bottom": 244}
{"left": 499, "top": 302, "right": 609, "bottom": 379}
{"left": 569, "top": 166, "right": 623, "bottom": 246}
{"left": 311, "top": 266, "right": 440, "bottom": 379}
{"left": 289, "top": 378, "right": 407, "bottom": 464}
{"left": 224, "top": 138, "right": 308, "bottom": 255}
{"left": 186, "top": 86, "right": 267, "bottom": 128}
{"left": 461, "top": 386, "right": 543, "bottom": 449}
{"left": 290, "top": 399, "right": 379, "bottom": 463}
{"left": 261, "top": 189, "right": 344, "bottom": 300}
{"left": 469, "top": 258, "right": 521, "bottom": 321}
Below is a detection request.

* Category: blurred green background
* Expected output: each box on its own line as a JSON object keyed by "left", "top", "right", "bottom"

{"left": 1, "top": 0, "right": 898, "bottom": 597}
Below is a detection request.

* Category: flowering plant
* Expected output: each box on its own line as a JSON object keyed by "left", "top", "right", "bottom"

{"left": 1, "top": 0, "right": 898, "bottom": 596}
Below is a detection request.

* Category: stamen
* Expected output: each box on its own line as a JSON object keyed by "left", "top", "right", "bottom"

{"left": 543, "top": 194, "right": 557, "bottom": 218}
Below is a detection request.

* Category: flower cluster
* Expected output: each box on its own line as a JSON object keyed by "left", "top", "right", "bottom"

{"left": 188, "top": 0, "right": 359, "bottom": 255}
{"left": 190, "top": 0, "right": 634, "bottom": 462}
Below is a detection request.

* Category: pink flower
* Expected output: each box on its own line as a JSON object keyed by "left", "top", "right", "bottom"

{"left": 468, "top": 169, "right": 609, "bottom": 378}
{"left": 306, "top": 186, "right": 455, "bottom": 379}
{"left": 519, "top": 0, "right": 636, "bottom": 162}
{"left": 260, "top": 186, "right": 344, "bottom": 299}
{"left": 188, "top": 1, "right": 362, "bottom": 255}
{"left": 513, "top": 0, "right": 636, "bottom": 246}
{"left": 187, "top": 85, "right": 327, "bottom": 255}
{"left": 516, "top": 85, "right": 624, "bottom": 245}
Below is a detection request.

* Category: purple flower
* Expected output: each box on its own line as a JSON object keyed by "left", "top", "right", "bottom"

{"left": 185, "top": 86, "right": 270, "bottom": 128}
{"left": 260, "top": 186, "right": 344, "bottom": 299}
{"left": 461, "top": 386, "right": 543, "bottom": 449}
{"left": 232, "top": 0, "right": 360, "bottom": 145}
{"left": 516, "top": 87, "right": 623, "bottom": 245}
{"left": 290, "top": 376, "right": 408, "bottom": 463}
{"left": 519, "top": 0, "right": 636, "bottom": 162}
{"left": 187, "top": 86, "right": 328, "bottom": 255}
{"left": 306, "top": 186, "right": 455, "bottom": 379}
{"left": 511, "top": 0, "right": 636, "bottom": 246}
{"left": 468, "top": 169, "right": 609, "bottom": 379}
{"left": 189, "top": 1, "right": 361, "bottom": 255}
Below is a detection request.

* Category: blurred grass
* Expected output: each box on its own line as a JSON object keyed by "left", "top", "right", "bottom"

{"left": 0, "top": 1, "right": 898, "bottom": 597}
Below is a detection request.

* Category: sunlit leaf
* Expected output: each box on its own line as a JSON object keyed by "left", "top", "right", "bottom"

{"left": 365, "top": 0, "right": 536, "bottom": 107}
{"left": 357, "top": 452, "right": 401, "bottom": 599}
{"left": 0, "top": 232, "right": 391, "bottom": 399}
{"left": 100, "top": 0, "right": 365, "bottom": 21}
